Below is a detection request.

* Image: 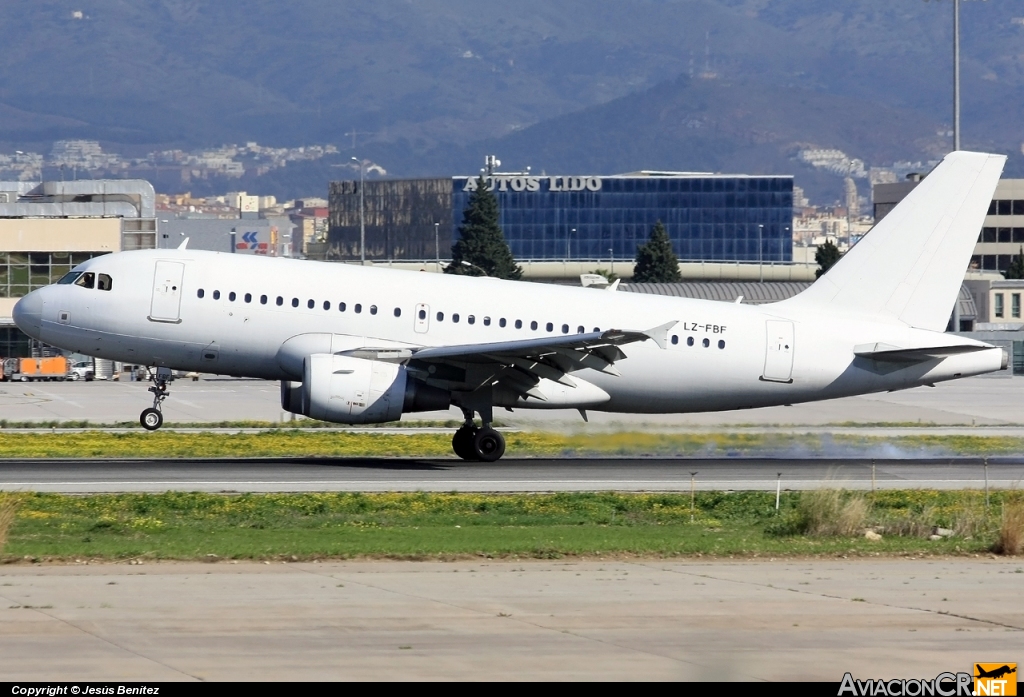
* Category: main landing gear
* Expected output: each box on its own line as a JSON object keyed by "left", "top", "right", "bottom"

{"left": 452, "top": 408, "right": 505, "bottom": 462}
{"left": 140, "top": 367, "right": 173, "bottom": 431}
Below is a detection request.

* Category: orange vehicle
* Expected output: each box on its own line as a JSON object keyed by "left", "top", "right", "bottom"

{"left": 1, "top": 356, "right": 68, "bottom": 382}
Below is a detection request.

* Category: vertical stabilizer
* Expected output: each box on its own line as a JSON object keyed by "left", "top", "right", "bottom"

{"left": 783, "top": 151, "right": 1005, "bottom": 331}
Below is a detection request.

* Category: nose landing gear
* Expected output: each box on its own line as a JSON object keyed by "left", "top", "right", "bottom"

{"left": 140, "top": 367, "right": 173, "bottom": 431}
{"left": 451, "top": 408, "right": 505, "bottom": 462}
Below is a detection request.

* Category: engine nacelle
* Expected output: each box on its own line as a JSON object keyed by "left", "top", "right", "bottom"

{"left": 305, "top": 353, "right": 405, "bottom": 423}
{"left": 281, "top": 354, "right": 451, "bottom": 424}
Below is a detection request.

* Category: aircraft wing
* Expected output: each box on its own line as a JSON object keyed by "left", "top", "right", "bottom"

{"left": 343, "top": 322, "right": 676, "bottom": 398}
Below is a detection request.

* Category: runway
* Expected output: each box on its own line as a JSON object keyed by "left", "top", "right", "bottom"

{"left": 1, "top": 456, "right": 1022, "bottom": 492}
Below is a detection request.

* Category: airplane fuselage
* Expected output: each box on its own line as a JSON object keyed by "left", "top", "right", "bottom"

{"left": 20, "top": 248, "right": 1002, "bottom": 414}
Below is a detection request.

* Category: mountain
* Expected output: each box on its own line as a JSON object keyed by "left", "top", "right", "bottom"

{"left": 0, "top": 1, "right": 1022, "bottom": 203}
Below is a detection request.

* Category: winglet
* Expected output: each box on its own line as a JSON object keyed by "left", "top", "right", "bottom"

{"left": 177, "top": 237, "right": 190, "bottom": 250}
{"left": 643, "top": 320, "right": 679, "bottom": 349}
{"left": 606, "top": 279, "right": 620, "bottom": 292}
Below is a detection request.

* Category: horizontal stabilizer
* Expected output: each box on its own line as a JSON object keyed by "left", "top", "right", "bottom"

{"left": 854, "top": 342, "right": 991, "bottom": 363}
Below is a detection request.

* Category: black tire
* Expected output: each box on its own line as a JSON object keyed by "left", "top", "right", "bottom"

{"left": 452, "top": 426, "right": 479, "bottom": 460}
{"left": 140, "top": 408, "right": 163, "bottom": 431}
{"left": 472, "top": 428, "right": 506, "bottom": 462}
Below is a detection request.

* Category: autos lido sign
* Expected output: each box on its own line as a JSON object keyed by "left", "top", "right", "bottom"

{"left": 461, "top": 176, "right": 602, "bottom": 193}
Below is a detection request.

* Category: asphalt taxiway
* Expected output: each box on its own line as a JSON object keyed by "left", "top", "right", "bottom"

{"left": 2, "top": 558, "right": 1021, "bottom": 681}
{"left": 1, "top": 457, "right": 1022, "bottom": 492}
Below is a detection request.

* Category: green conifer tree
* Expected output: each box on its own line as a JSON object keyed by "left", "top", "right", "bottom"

{"left": 446, "top": 176, "right": 522, "bottom": 280}
{"left": 632, "top": 221, "right": 682, "bottom": 283}
{"left": 815, "top": 239, "right": 842, "bottom": 279}
{"left": 1005, "top": 246, "right": 1024, "bottom": 280}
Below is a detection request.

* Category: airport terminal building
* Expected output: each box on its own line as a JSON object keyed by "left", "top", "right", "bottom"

{"left": 328, "top": 172, "right": 795, "bottom": 263}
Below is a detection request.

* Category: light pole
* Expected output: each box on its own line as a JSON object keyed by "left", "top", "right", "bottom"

{"left": 932, "top": 0, "right": 984, "bottom": 150}
{"left": 609, "top": 247, "right": 614, "bottom": 275}
{"left": 567, "top": 227, "right": 576, "bottom": 267}
{"left": 434, "top": 222, "right": 441, "bottom": 272}
{"left": 953, "top": 0, "right": 960, "bottom": 151}
{"left": 351, "top": 156, "right": 365, "bottom": 264}
{"left": 758, "top": 224, "right": 764, "bottom": 282}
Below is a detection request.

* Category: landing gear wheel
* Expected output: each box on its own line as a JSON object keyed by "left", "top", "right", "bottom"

{"left": 452, "top": 426, "right": 479, "bottom": 460}
{"left": 140, "top": 407, "right": 163, "bottom": 431}
{"left": 472, "top": 427, "right": 505, "bottom": 462}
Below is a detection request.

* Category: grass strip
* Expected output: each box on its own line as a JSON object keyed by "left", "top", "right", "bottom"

{"left": 0, "top": 430, "right": 1022, "bottom": 458}
{"left": 2, "top": 490, "right": 1019, "bottom": 561}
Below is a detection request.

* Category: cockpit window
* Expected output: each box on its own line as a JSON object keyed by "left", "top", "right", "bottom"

{"left": 57, "top": 272, "right": 82, "bottom": 285}
{"left": 75, "top": 272, "right": 96, "bottom": 289}
{"left": 97, "top": 274, "right": 112, "bottom": 291}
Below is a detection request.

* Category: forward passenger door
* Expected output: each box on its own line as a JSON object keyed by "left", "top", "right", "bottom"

{"left": 149, "top": 261, "right": 185, "bottom": 323}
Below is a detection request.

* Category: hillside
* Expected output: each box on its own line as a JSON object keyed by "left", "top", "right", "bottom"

{"left": 0, "top": 1, "right": 1021, "bottom": 202}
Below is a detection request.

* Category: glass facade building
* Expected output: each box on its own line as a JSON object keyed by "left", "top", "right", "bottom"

{"left": 329, "top": 173, "right": 794, "bottom": 262}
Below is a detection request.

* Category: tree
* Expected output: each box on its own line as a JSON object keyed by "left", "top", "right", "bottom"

{"left": 1005, "top": 246, "right": 1024, "bottom": 280}
{"left": 446, "top": 176, "right": 522, "bottom": 280}
{"left": 632, "top": 221, "right": 682, "bottom": 283}
{"left": 815, "top": 239, "right": 842, "bottom": 279}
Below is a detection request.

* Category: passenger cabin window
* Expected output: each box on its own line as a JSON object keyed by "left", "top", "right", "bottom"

{"left": 687, "top": 337, "right": 694, "bottom": 346}
{"left": 339, "top": 302, "right": 346, "bottom": 312}
{"left": 276, "top": 296, "right": 283, "bottom": 306}
{"left": 453, "top": 313, "right": 460, "bottom": 323}
{"left": 260, "top": 295, "right": 267, "bottom": 304}
{"left": 718, "top": 340, "right": 726, "bottom": 349}
{"left": 57, "top": 272, "right": 81, "bottom": 285}
{"left": 245, "top": 293, "right": 252, "bottom": 303}
{"left": 671, "top": 335, "right": 679, "bottom": 345}
{"left": 213, "top": 290, "right": 221, "bottom": 300}
{"left": 702, "top": 338, "right": 710, "bottom": 348}
{"left": 97, "top": 274, "right": 112, "bottom": 291}
{"left": 515, "top": 320, "right": 522, "bottom": 329}
{"left": 577, "top": 326, "right": 585, "bottom": 334}
{"left": 530, "top": 321, "right": 538, "bottom": 330}
{"left": 370, "top": 305, "right": 377, "bottom": 315}
{"left": 418, "top": 309, "right": 426, "bottom": 320}
{"left": 355, "top": 304, "right": 362, "bottom": 313}
{"left": 197, "top": 289, "right": 205, "bottom": 299}
{"left": 468, "top": 315, "right": 475, "bottom": 325}
{"left": 561, "top": 324, "right": 569, "bottom": 334}
{"left": 229, "top": 292, "right": 236, "bottom": 301}
{"left": 499, "top": 318, "right": 506, "bottom": 327}
{"left": 307, "top": 299, "right": 314, "bottom": 309}
{"left": 483, "top": 317, "right": 491, "bottom": 326}
{"left": 323, "top": 301, "right": 331, "bottom": 311}
{"left": 75, "top": 272, "right": 96, "bottom": 289}
{"left": 436, "top": 311, "right": 444, "bottom": 321}
{"left": 393, "top": 307, "right": 401, "bottom": 317}
{"left": 546, "top": 322, "right": 553, "bottom": 332}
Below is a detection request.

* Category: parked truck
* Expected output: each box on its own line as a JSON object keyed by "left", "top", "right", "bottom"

{"left": 1, "top": 356, "right": 69, "bottom": 382}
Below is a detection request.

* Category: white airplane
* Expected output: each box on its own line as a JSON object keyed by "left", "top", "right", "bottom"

{"left": 12, "top": 151, "right": 1008, "bottom": 461}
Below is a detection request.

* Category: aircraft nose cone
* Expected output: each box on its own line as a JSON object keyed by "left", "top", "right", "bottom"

{"left": 13, "top": 290, "right": 43, "bottom": 338}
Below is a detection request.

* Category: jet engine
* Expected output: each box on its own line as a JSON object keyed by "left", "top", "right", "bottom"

{"left": 280, "top": 353, "right": 449, "bottom": 424}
